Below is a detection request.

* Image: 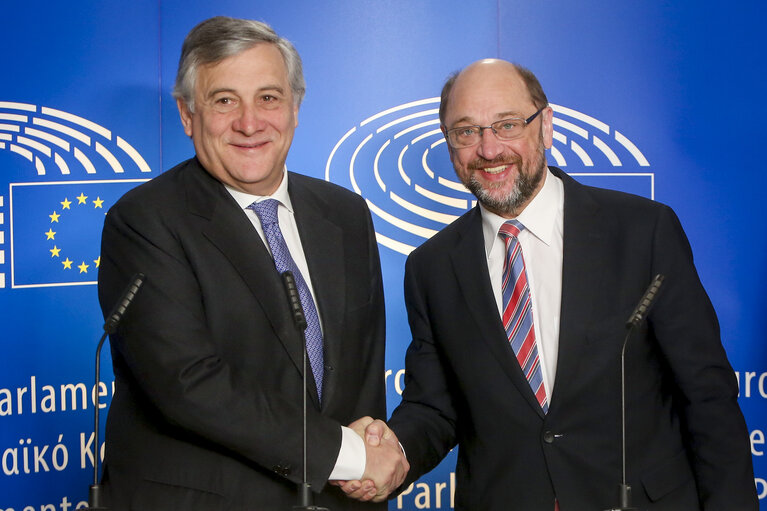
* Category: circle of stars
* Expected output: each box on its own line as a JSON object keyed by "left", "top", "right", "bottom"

{"left": 45, "top": 192, "right": 103, "bottom": 274}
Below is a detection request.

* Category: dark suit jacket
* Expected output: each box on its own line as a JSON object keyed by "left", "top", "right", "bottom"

{"left": 97, "top": 157, "right": 387, "bottom": 510}
{"left": 388, "top": 167, "right": 756, "bottom": 510}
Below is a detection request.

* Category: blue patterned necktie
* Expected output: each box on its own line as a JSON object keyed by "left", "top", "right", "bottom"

{"left": 499, "top": 219, "right": 548, "bottom": 413}
{"left": 249, "top": 199, "right": 324, "bottom": 400}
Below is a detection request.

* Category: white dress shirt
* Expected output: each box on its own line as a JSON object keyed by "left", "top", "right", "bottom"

{"left": 480, "top": 168, "right": 564, "bottom": 399}
{"left": 225, "top": 168, "right": 366, "bottom": 480}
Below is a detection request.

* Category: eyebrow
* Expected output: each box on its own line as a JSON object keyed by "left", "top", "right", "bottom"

{"left": 257, "top": 84, "right": 287, "bottom": 95}
{"left": 206, "top": 85, "right": 287, "bottom": 99}
{"left": 450, "top": 111, "right": 526, "bottom": 126}
{"left": 207, "top": 88, "right": 237, "bottom": 99}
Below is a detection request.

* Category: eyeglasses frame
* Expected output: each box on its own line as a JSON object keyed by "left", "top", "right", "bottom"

{"left": 443, "top": 107, "right": 545, "bottom": 149}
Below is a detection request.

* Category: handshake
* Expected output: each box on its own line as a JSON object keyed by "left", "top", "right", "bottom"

{"left": 330, "top": 417, "right": 410, "bottom": 503}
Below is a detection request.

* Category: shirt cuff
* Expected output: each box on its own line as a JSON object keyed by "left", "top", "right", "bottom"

{"left": 329, "top": 426, "right": 366, "bottom": 480}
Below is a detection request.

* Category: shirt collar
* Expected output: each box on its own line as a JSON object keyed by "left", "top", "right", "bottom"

{"left": 481, "top": 167, "right": 562, "bottom": 257}
{"left": 224, "top": 166, "right": 294, "bottom": 213}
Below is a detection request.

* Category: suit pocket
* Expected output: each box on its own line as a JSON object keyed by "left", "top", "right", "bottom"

{"left": 639, "top": 448, "right": 695, "bottom": 502}
{"left": 131, "top": 478, "right": 228, "bottom": 511}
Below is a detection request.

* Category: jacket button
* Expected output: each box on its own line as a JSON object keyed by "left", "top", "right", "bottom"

{"left": 273, "top": 464, "right": 291, "bottom": 476}
{"left": 543, "top": 431, "right": 555, "bottom": 443}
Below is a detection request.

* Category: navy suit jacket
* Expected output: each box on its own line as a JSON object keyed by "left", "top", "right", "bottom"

{"left": 98, "top": 158, "right": 387, "bottom": 510}
{"left": 388, "top": 167, "right": 756, "bottom": 510}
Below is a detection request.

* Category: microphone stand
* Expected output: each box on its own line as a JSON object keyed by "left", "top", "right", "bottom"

{"left": 604, "top": 327, "right": 638, "bottom": 511}
{"left": 87, "top": 328, "right": 110, "bottom": 511}
{"left": 87, "top": 273, "right": 146, "bottom": 511}
{"left": 604, "top": 274, "right": 664, "bottom": 511}
{"left": 282, "top": 271, "right": 329, "bottom": 511}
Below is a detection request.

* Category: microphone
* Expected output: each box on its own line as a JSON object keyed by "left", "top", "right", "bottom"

{"left": 104, "top": 273, "right": 146, "bottom": 334}
{"left": 625, "top": 274, "right": 665, "bottom": 328}
{"left": 283, "top": 270, "right": 308, "bottom": 331}
{"left": 605, "top": 274, "right": 664, "bottom": 511}
{"left": 282, "top": 271, "right": 329, "bottom": 511}
{"left": 88, "top": 273, "right": 145, "bottom": 511}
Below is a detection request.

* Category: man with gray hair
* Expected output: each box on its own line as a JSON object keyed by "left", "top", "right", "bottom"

{"left": 98, "top": 16, "right": 407, "bottom": 509}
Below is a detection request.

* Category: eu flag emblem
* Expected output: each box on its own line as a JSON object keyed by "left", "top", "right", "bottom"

{"left": 9, "top": 179, "right": 147, "bottom": 288}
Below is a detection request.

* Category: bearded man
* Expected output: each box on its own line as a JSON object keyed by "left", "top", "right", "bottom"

{"left": 342, "top": 59, "right": 757, "bottom": 510}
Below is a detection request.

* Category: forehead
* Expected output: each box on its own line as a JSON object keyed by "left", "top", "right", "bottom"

{"left": 195, "top": 43, "right": 289, "bottom": 94}
{"left": 445, "top": 64, "right": 533, "bottom": 125}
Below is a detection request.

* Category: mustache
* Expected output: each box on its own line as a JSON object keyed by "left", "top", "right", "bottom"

{"left": 466, "top": 153, "right": 521, "bottom": 171}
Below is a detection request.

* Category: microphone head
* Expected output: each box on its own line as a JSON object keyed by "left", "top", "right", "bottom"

{"left": 282, "top": 271, "right": 308, "bottom": 330}
{"left": 626, "top": 274, "right": 665, "bottom": 328}
{"left": 103, "top": 273, "right": 146, "bottom": 334}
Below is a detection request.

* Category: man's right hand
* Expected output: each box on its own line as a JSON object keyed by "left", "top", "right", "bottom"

{"left": 333, "top": 416, "right": 409, "bottom": 502}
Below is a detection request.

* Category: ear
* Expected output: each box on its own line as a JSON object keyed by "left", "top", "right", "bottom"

{"left": 541, "top": 106, "right": 554, "bottom": 150}
{"left": 293, "top": 102, "right": 299, "bottom": 129}
{"left": 177, "top": 97, "right": 194, "bottom": 138}
{"left": 441, "top": 125, "right": 456, "bottom": 160}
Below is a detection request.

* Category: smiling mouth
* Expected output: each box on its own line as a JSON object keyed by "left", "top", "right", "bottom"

{"left": 232, "top": 140, "right": 268, "bottom": 149}
{"left": 480, "top": 164, "right": 509, "bottom": 174}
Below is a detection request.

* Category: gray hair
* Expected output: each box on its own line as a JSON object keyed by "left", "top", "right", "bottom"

{"left": 439, "top": 63, "right": 548, "bottom": 125}
{"left": 172, "top": 16, "right": 306, "bottom": 112}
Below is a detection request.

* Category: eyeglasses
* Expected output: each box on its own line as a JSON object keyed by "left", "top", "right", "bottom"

{"left": 444, "top": 108, "right": 544, "bottom": 148}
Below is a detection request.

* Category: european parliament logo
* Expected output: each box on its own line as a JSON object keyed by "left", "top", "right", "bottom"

{"left": 325, "top": 98, "right": 651, "bottom": 255}
{"left": 0, "top": 101, "right": 153, "bottom": 288}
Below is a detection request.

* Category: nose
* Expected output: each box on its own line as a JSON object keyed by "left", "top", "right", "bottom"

{"left": 476, "top": 127, "right": 504, "bottom": 161}
{"left": 232, "top": 103, "right": 265, "bottom": 136}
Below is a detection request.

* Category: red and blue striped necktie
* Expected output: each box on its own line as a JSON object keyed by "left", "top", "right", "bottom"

{"left": 499, "top": 220, "right": 548, "bottom": 413}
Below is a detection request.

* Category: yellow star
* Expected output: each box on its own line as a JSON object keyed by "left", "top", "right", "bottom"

{"left": 78, "top": 262, "right": 90, "bottom": 273}
{"left": 61, "top": 198, "right": 72, "bottom": 209}
{"left": 94, "top": 256, "right": 101, "bottom": 268}
{"left": 93, "top": 197, "right": 104, "bottom": 209}
{"left": 62, "top": 258, "right": 73, "bottom": 269}
{"left": 45, "top": 228, "right": 56, "bottom": 240}
{"left": 49, "top": 211, "right": 60, "bottom": 223}
{"left": 77, "top": 193, "right": 88, "bottom": 204}
{"left": 50, "top": 246, "right": 61, "bottom": 258}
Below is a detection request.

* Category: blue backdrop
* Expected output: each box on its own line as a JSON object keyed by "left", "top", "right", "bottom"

{"left": 1, "top": 1, "right": 765, "bottom": 509}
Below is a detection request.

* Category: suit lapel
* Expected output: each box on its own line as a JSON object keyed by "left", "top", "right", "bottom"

{"left": 182, "top": 161, "right": 310, "bottom": 398}
{"left": 450, "top": 208, "right": 547, "bottom": 417}
{"left": 289, "top": 173, "right": 345, "bottom": 409}
{"left": 550, "top": 168, "right": 607, "bottom": 410}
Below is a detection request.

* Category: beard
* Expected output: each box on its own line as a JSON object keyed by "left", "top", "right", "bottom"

{"left": 460, "top": 140, "right": 547, "bottom": 217}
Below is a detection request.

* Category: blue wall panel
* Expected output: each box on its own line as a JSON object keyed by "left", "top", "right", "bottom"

{"left": 0, "top": 1, "right": 764, "bottom": 508}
